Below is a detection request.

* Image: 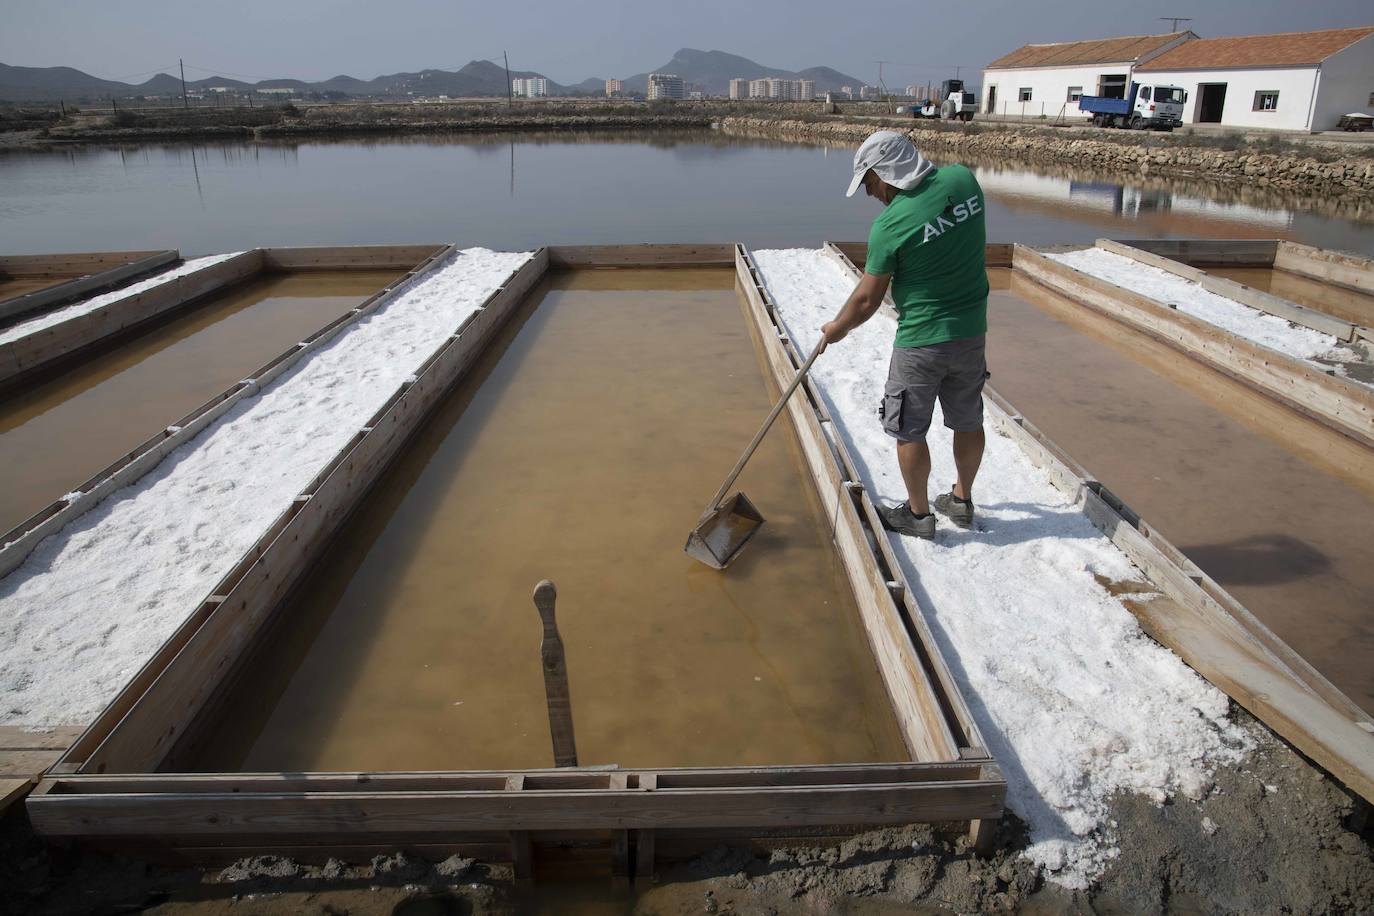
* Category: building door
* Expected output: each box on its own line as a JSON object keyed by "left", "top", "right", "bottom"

{"left": 1197, "top": 83, "right": 1227, "bottom": 123}
{"left": 1098, "top": 73, "right": 1128, "bottom": 99}
{"left": 986, "top": 85, "right": 997, "bottom": 114}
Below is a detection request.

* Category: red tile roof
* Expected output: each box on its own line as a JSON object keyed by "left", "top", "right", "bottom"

{"left": 986, "top": 33, "right": 1190, "bottom": 70}
{"left": 1138, "top": 26, "right": 1374, "bottom": 70}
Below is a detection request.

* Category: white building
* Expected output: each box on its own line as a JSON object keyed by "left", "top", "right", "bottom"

{"left": 1136, "top": 26, "right": 1374, "bottom": 131}
{"left": 605, "top": 79, "right": 623, "bottom": 97}
{"left": 511, "top": 77, "right": 548, "bottom": 98}
{"left": 981, "top": 31, "right": 1195, "bottom": 118}
{"left": 799, "top": 79, "right": 815, "bottom": 101}
{"left": 647, "top": 72, "right": 685, "bottom": 100}
{"left": 729, "top": 78, "right": 748, "bottom": 100}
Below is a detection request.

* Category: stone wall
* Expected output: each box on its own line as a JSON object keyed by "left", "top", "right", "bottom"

{"left": 717, "top": 117, "right": 1374, "bottom": 199}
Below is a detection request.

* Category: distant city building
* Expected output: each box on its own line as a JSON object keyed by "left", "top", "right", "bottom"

{"left": 647, "top": 72, "right": 685, "bottom": 100}
{"left": 904, "top": 84, "right": 923, "bottom": 98}
{"left": 732, "top": 76, "right": 814, "bottom": 101}
{"left": 859, "top": 85, "right": 877, "bottom": 99}
{"left": 839, "top": 85, "right": 854, "bottom": 99}
{"left": 605, "top": 78, "right": 623, "bottom": 97}
{"left": 688, "top": 90, "right": 704, "bottom": 100}
{"left": 511, "top": 77, "right": 548, "bottom": 98}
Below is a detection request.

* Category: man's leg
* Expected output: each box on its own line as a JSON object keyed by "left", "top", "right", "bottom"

{"left": 952, "top": 429, "right": 985, "bottom": 501}
{"left": 897, "top": 438, "right": 932, "bottom": 515}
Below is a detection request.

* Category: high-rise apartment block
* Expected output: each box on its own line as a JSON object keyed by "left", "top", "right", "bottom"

{"left": 605, "top": 79, "right": 623, "bottom": 97}
{"left": 733, "top": 76, "right": 816, "bottom": 101}
{"left": 511, "top": 77, "right": 548, "bottom": 98}
{"left": 646, "top": 73, "right": 685, "bottom": 100}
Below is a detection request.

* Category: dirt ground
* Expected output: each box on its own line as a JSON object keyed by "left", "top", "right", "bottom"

{"left": 2, "top": 712, "right": 1370, "bottom": 916}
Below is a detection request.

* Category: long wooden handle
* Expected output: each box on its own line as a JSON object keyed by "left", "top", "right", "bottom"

{"left": 533, "top": 580, "right": 577, "bottom": 768}
{"left": 705, "top": 338, "right": 825, "bottom": 512}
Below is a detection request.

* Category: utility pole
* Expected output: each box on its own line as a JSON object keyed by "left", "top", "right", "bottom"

{"left": 179, "top": 58, "right": 190, "bottom": 109}
{"left": 1159, "top": 16, "right": 1192, "bottom": 32}
{"left": 503, "top": 51, "right": 513, "bottom": 109}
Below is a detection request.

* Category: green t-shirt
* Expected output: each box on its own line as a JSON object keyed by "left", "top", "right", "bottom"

{"left": 865, "top": 164, "right": 989, "bottom": 348}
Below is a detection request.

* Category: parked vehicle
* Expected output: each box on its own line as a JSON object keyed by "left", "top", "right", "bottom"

{"left": 1079, "top": 81, "right": 1186, "bottom": 131}
{"left": 910, "top": 78, "right": 976, "bottom": 122}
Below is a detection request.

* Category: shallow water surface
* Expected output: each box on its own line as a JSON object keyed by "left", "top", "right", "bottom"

{"left": 194, "top": 268, "right": 907, "bottom": 772}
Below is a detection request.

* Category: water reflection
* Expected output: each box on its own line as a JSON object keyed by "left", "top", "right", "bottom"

{"left": 1, "top": 130, "right": 1370, "bottom": 256}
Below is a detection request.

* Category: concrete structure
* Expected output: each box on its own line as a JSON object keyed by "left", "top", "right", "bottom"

{"left": 604, "top": 79, "right": 622, "bottom": 97}
{"left": 647, "top": 73, "right": 685, "bottom": 101}
{"left": 511, "top": 77, "right": 548, "bottom": 98}
{"left": 982, "top": 32, "right": 1196, "bottom": 119}
{"left": 1137, "top": 27, "right": 1374, "bottom": 131}
{"left": 733, "top": 77, "right": 814, "bottom": 101}
{"left": 729, "top": 78, "right": 748, "bottom": 100}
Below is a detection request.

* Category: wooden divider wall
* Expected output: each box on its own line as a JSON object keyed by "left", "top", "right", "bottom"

{"left": 0, "top": 250, "right": 178, "bottom": 323}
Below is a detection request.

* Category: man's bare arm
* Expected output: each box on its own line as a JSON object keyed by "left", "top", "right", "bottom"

{"left": 820, "top": 271, "right": 891, "bottom": 349}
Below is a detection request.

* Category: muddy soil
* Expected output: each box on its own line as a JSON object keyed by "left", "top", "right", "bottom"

{"left": 3, "top": 713, "right": 1369, "bottom": 916}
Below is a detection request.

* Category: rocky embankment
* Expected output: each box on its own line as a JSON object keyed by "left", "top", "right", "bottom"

{"left": 719, "top": 116, "right": 1374, "bottom": 199}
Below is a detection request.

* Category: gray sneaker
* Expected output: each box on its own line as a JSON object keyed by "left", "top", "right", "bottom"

{"left": 933, "top": 489, "right": 975, "bottom": 528}
{"left": 878, "top": 502, "right": 936, "bottom": 540}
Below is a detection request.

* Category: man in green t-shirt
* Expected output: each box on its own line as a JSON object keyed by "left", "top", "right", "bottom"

{"left": 820, "top": 130, "right": 989, "bottom": 540}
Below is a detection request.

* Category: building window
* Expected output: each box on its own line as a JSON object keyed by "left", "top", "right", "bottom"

{"left": 1253, "top": 91, "right": 1279, "bottom": 111}
{"left": 1067, "top": 86, "right": 1083, "bottom": 102}
{"left": 1018, "top": 88, "right": 1032, "bottom": 102}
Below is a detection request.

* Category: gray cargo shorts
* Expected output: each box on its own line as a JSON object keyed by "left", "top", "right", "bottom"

{"left": 879, "top": 335, "right": 988, "bottom": 441}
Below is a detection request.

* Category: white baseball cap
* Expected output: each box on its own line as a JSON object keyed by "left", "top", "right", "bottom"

{"left": 846, "top": 130, "right": 935, "bottom": 198}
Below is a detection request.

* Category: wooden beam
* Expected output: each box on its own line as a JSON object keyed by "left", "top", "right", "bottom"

{"left": 26, "top": 780, "right": 1006, "bottom": 838}
{"left": 1108, "top": 238, "right": 1278, "bottom": 267}
{"left": 0, "top": 250, "right": 178, "bottom": 323}
{"left": 1275, "top": 241, "right": 1374, "bottom": 296}
{"left": 1013, "top": 245, "right": 1374, "bottom": 449}
{"left": 1096, "top": 239, "right": 1359, "bottom": 342}
{"left": 980, "top": 388, "right": 1374, "bottom": 805}
{"left": 546, "top": 244, "right": 735, "bottom": 269}
{"left": 261, "top": 245, "right": 448, "bottom": 271}
{"left": 73, "top": 251, "right": 549, "bottom": 775}
{"left": 822, "top": 242, "right": 1012, "bottom": 270}
{"left": 0, "top": 250, "right": 172, "bottom": 278}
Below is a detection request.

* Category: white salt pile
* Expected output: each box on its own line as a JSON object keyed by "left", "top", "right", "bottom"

{"left": 0, "top": 253, "right": 244, "bottom": 345}
{"left": 0, "top": 248, "right": 531, "bottom": 728}
{"left": 1047, "top": 247, "right": 1361, "bottom": 378}
{"left": 752, "top": 248, "right": 1251, "bottom": 888}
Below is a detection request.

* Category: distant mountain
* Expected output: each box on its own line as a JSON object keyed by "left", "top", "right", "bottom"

{"left": 622, "top": 49, "right": 864, "bottom": 96}
{"left": 0, "top": 49, "right": 864, "bottom": 103}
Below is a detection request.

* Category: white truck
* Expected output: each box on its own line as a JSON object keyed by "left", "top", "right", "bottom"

{"left": 1078, "top": 81, "right": 1187, "bottom": 131}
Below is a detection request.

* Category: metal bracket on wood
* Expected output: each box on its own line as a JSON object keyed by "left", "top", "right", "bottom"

{"left": 533, "top": 580, "right": 578, "bottom": 767}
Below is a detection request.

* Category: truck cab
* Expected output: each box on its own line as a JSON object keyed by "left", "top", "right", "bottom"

{"left": 1078, "top": 81, "right": 1187, "bottom": 131}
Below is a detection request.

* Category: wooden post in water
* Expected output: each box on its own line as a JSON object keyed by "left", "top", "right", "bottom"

{"left": 533, "top": 580, "right": 577, "bottom": 767}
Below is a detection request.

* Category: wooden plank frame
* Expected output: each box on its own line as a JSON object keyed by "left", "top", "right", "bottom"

{"left": 1095, "top": 239, "right": 1360, "bottom": 342}
{"left": 1012, "top": 244, "right": 1374, "bottom": 449}
{"left": 824, "top": 242, "right": 1374, "bottom": 804}
{"left": 1275, "top": 241, "right": 1374, "bottom": 296}
{"left": 0, "top": 245, "right": 451, "bottom": 575}
{"left": 25, "top": 243, "right": 1005, "bottom": 872}
{"left": 0, "top": 251, "right": 264, "bottom": 389}
{"left": 0, "top": 250, "right": 179, "bottom": 324}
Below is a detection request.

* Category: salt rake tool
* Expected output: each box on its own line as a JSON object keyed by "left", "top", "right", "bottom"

{"left": 685, "top": 338, "right": 826, "bottom": 569}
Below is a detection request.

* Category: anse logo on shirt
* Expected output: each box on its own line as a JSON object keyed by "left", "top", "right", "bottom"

{"left": 919, "top": 195, "right": 983, "bottom": 244}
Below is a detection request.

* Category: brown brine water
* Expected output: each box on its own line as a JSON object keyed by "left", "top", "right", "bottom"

{"left": 0, "top": 270, "right": 399, "bottom": 534}
{"left": 988, "top": 269, "right": 1374, "bottom": 714}
{"left": 1204, "top": 266, "right": 1374, "bottom": 327}
{"left": 193, "top": 269, "right": 907, "bottom": 773}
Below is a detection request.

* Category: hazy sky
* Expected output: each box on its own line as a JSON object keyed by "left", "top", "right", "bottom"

{"left": 3, "top": 0, "right": 1371, "bottom": 86}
